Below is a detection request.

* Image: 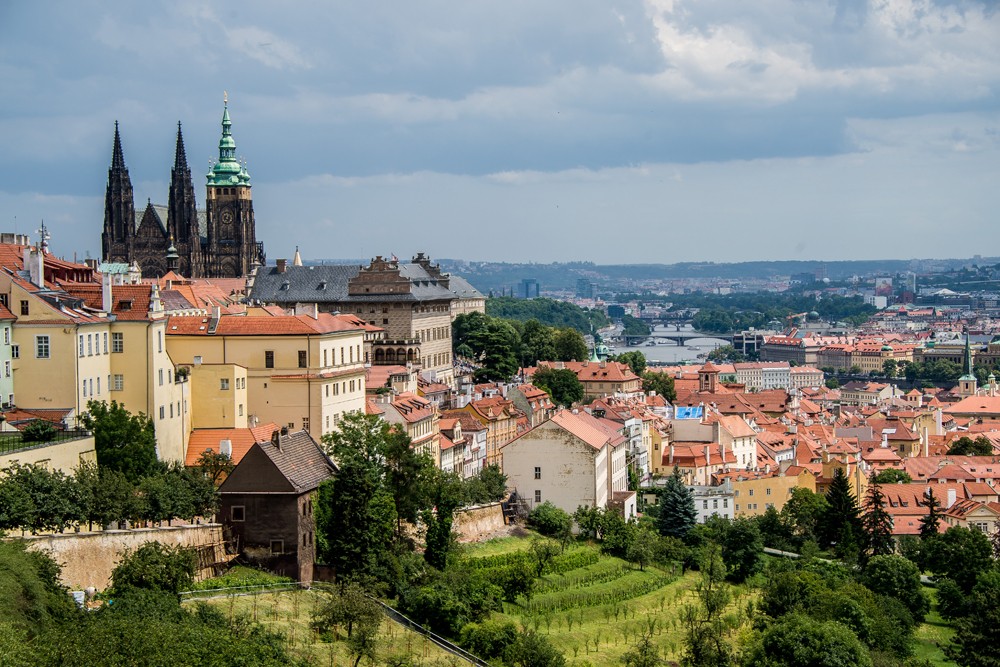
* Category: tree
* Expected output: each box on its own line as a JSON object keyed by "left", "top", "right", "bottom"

{"left": 518, "top": 319, "right": 557, "bottom": 367}
{"left": 918, "top": 487, "right": 943, "bottom": 540}
{"left": 626, "top": 527, "right": 660, "bottom": 571}
{"left": 423, "top": 470, "right": 465, "bottom": 570}
{"left": 882, "top": 359, "right": 898, "bottom": 378}
{"left": 860, "top": 472, "right": 894, "bottom": 563}
{"left": 622, "top": 632, "right": 664, "bottom": 667}
{"left": 742, "top": 613, "right": 872, "bottom": 667}
{"left": 819, "top": 468, "right": 862, "bottom": 561}
{"left": 923, "top": 526, "right": 994, "bottom": 594}
{"left": 505, "top": 630, "right": 566, "bottom": 667}
{"left": 528, "top": 501, "right": 572, "bottom": 539}
{"left": 706, "top": 345, "right": 746, "bottom": 363}
{"left": 315, "top": 462, "right": 381, "bottom": 579}
{"left": 81, "top": 400, "right": 159, "bottom": 482}
{"left": 195, "top": 449, "right": 234, "bottom": 486}
{"left": 552, "top": 327, "right": 588, "bottom": 362}
{"left": 946, "top": 569, "right": 1000, "bottom": 667}
{"left": 948, "top": 436, "right": 993, "bottom": 456}
{"left": 616, "top": 350, "right": 648, "bottom": 376}
{"left": 532, "top": 367, "right": 584, "bottom": 407}
{"left": 825, "top": 377, "right": 840, "bottom": 389}
{"left": 656, "top": 467, "right": 696, "bottom": 540}
{"left": 109, "top": 542, "right": 196, "bottom": 596}
{"left": 718, "top": 517, "right": 764, "bottom": 583}
{"left": 782, "top": 487, "right": 829, "bottom": 546}
{"left": 464, "top": 464, "right": 508, "bottom": 505}
{"left": 641, "top": 371, "right": 677, "bottom": 401}
{"left": 681, "top": 545, "right": 734, "bottom": 666}
{"left": 871, "top": 468, "right": 912, "bottom": 484}
{"left": 859, "top": 554, "right": 929, "bottom": 622}
{"left": 20, "top": 419, "right": 57, "bottom": 443}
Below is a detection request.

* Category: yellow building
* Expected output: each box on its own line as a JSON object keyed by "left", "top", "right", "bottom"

{"left": 727, "top": 468, "right": 816, "bottom": 517}
{"left": 379, "top": 391, "right": 441, "bottom": 467}
{"left": 189, "top": 363, "right": 249, "bottom": 429}
{"left": 166, "top": 312, "right": 367, "bottom": 443}
{"left": 4, "top": 249, "right": 189, "bottom": 463}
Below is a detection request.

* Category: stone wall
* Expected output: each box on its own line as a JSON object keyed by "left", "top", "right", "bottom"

{"left": 17, "top": 524, "right": 227, "bottom": 591}
{"left": 453, "top": 502, "right": 505, "bottom": 542}
{"left": 0, "top": 435, "right": 96, "bottom": 475}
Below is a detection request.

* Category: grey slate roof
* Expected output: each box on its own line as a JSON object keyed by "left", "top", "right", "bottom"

{"left": 249, "top": 262, "right": 459, "bottom": 305}
{"left": 448, "top": 274, "right": 484, "bottom": 300}
{"left": 134, "top": 205, "right": 209, "bottom": 241}
{"left": 257, "top": 430, "right": 336, "bottom": 493}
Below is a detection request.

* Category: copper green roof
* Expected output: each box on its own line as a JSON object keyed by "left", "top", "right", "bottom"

{"left": 207, "top": 99, "right": 251, "bottom": 187}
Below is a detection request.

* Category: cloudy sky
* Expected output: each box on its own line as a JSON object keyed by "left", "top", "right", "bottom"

{"left": 1, "top": 1, "right": 997, "bottom": 265}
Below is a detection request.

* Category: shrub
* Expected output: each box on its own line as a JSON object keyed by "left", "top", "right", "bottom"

{"left": 529, "top": 502, "right": 571, "bottom": 539}
{"left": 21, "top": 420, "right": 57, "bottom": 443}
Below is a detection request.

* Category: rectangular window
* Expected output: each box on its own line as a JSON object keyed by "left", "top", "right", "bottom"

{"left": 238, "top": 404, "right": 243, "bottom": 416}
{"left": 766, "top": 488, "right": 772, "bottom": 496}
{"left": 11, "top": 345, "right": 18, "bottom": 359}
{"left": 713, "top": 499, "right": 718, "bottom": 509}
{"left": 82, "top": 379, "right": 88, "bottom": 397}
{"left": 103, "top": 332, "right": 108, "bottom": 354}
{"left": 169, "top": 403, "right": 173, "bottom": 418}
{"left": 3, "top": 361, "right": 9, "bottom": 378}
{"left": 298, "top": 350, "right": 307, "bottom": 368}
{"left": 703, "top": 500, "right": 708, "bottom": 509}
{"left": 534, "top": 466, "right": 541, "bottom": 480}
{"left": 87, "top": 334, "right": 93, "bottom": 356}
{"left": 302, "top": 417, "right": 310, "bottom": 432}
{"left": 158, "top": 369, "right": 164, "bottom": 386}
{"left": 748, "top": 488, "right": 754, "bottom": 497}
{"left": 723, "top": 498, "right": 728, "bottom": 508}
{"left": 79, "top": 335, "right": 85, "bottom": 357}
{"left": 113, "top": 374, "right": 124, "bottom": 391}
{"left": 231, "top": 506, "right": 245, "bottom": 522}
{"left": 97, "top": 377, "right": 101, "bottom": 394}
{"left": 159, "top": 406, "right": 165, "bottom": 419}
{"left": 270, "top": 540, "right": 283, "bottom": 555}
{"left": 265, "top": 350, "right": 274, "bottom": 368}
{"left": 534, "top": 490, "right": 542, "bottom": 503}
{"left": 35, "top": 335, "right": 50, "bottom": 359}
{"left": 220, "top": 378, "right": 230, "bottom": 390}
{"left": 2, "top": 327, "right": 7, "bottom": 345}
{"left": 112, "top": 332, "right": 124, "bottom": 353}
{"left": 157, "top": 331, "right": 162, "bottom": 353}
{"left": 20, "top": 301, "right": 28, "bottom": 316}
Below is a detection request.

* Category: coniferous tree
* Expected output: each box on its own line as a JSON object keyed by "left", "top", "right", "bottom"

{"left": 656, "top": 466, "right": 697, "bottom": 540}
{"left": 918, "top": 487, "right": 943, "bottom": 540}
{"left": 861, "top": 471, "right": 894, "bottom": 563}
{"left": 819, "top": 467, "right": 862, "bottom": 560}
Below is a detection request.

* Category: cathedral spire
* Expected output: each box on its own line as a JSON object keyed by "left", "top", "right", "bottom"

{"left": 208, "top": 93, "right": 250, "bottom": 187}
{"left": 173, "top": 121, "right": 189, "bottom": 171}
{"left": 111, "top": 121, "right": 126, "bottom": 171}
{"left": 962, "top": 327, "right": 974, "bottom": 378}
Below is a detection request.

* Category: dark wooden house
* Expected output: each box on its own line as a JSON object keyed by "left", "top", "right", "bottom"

{"left": 218, "top": 428, "right": 335, "bottom": 582}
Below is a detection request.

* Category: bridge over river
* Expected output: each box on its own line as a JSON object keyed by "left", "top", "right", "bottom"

{"left": 622, "top": 330, "right": 730, "bottom": 346}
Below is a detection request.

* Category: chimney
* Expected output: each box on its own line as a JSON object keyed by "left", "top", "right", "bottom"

{"left": 669, "top": 443, "right": 674, "bottom": 465}
{"left": 294, "top": 302, "right": 318, "bottom": 319}
{"left": 922, "top": 427, "right": 929, "bottom": 458}
{"left": 271, "top": 429, "right": 281, "bottom": 448}
{"left": 276, "top": 258, "right": 287, "bottom": 273}
{"left": 947, "top": 487, "right": 957, "bottom": 508}
{"left": 102, "top": 271, "right": 113, "bottom": 312}
{"left": 219, "top": 439, "right": 232, "bottom": 458}
{"left": 27, "top": 247, "right": 44, "bottom": 287}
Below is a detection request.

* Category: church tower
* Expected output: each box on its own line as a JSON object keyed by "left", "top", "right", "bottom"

{"left": 958, "top": 328, "right": 978, "bottom": 397}
{"left": 102, "top": 122, "right": 134, "bottom": 264}
{"left": 167, "top": 122, "right": 201, "bottom": 277}
{"left": 205, "top": 95, "right": 258, "bottom": 278}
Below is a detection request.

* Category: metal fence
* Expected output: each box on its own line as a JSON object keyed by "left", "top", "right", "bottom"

{"left": 0, "top": 429, "right": 91, "bottom": 456}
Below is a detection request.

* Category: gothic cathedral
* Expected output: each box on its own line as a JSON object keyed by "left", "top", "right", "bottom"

{"left": 101, "top": 99, "right": 265, "bottom": 278}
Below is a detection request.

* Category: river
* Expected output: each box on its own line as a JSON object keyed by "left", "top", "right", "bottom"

{"left": 605, "top": 324, "right": 730, "bottom": 366}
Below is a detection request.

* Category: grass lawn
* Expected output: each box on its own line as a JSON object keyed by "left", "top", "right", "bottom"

{"left": 191, "top": 588, "right": 459, "bottom": 666}
{"left": 912, "top": 587, "right": 957, "bottom": 666}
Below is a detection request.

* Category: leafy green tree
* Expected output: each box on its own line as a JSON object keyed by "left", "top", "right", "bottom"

{"left": 718, "top": 517, "right": 764, "bottom": 583}
{"left": 882, "top": 359, "right": 898, "bottom": 378}
{"left": 20, "top": 419, "right": 57, "bottom": 443}
{"left": 473, "top": 318, "right": 522, "bottom": 381}
{"left": 626, "top": 526, "right": 660, "bottom": 571}
{"left": 825, "top": 377, "right": 840, "bottom": 389}
{"left": 860, "top": 472, "right": 894, "bottom": 563}
{"left": 918, "top": 487, "right": 943, "bottom": 540}
{"left": 859, "top": 555, "right": 929, "bottom": 622}
{"left": 195, "top": 449, "right": 234, "bottom": 486}
{"left": 315, "top": 462, "right": 381, "bottom": 579}
{"left": 616, "top": 350, "right": 648, "bottom": 376}
{"left": 518, "top": 319, "right": 557, "bottom": 366}
{"left": 528, "top": 501, "right": 572, "bottom": 539}
{"left": 423, "top": 470, "right": 464, "bottom": 570}
{"left": 742, "top": 613, "right": 872, "bottom": 667}
{"left": 754, "top": 506, "right": 795, "bottom": 551}
{"left": 681, "top": 545, "right": 734, "bottom": 666}
{"left": 706, "top": 345, "right": 746, "bottom": 363}
{"left": 310, "top": 581, "right": 382, "bottom": 657}
{"left": 948, "top": 436, "right": 993, "bottom": 456}
{"left": 641, "top": 370, "right": 676, "bottom": 401}
{"left": 552, "top": 327, "right": 588, "bottom": 362}
{"left": 530, "top": 538, "right": 561, "bottom": 576}
{"left": 819, "top": 468, "right": 862, "bottom": 561}
{"left": 656, "top": 467, "right": 696, "bottom": 540}
{"left": 871, "top": 468, "right": 912, "bottom": 484}
{"left": 505, "top": 630, "right": 566, "bottom": 667}
{"left": 923, "top": 526, "right": 994, "bottom": 593}
{"left": 532, "top": 367, "right": 584, "bottom": 407}
{"left": 464, "top": 464, "right": 508, "bottom": 504}
{"left": 0, "top": 463, "right": 82, "bottom": 533}
{"left": 622, "top": 632, "right": 664, "bottom": 667}
{"left": 109, "top": 542, "right": 196, "bottom": 596}
{"left": 945, "top": 569, "right": 1000, "bottom": 667}
{"left": 81, "top": 400, "right": 160, "bottom": 482}
{"left": 459, "top": 619, "right": 520, "bottom": 661}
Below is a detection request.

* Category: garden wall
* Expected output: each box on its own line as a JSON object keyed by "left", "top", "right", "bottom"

{"left": 17, "top": 524, "right": 227, "bottom": 591}
{"left": 453, "top": 502, "right": 505, "bottom": 542}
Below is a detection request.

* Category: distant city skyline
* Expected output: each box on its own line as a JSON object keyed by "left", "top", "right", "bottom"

{"left": 1, "top": 1, "right": 998, "bottom": 266}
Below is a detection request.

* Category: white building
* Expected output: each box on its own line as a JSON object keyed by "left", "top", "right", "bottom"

{"left": 501, "top": 409, "right": 636, "bottom": 519}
